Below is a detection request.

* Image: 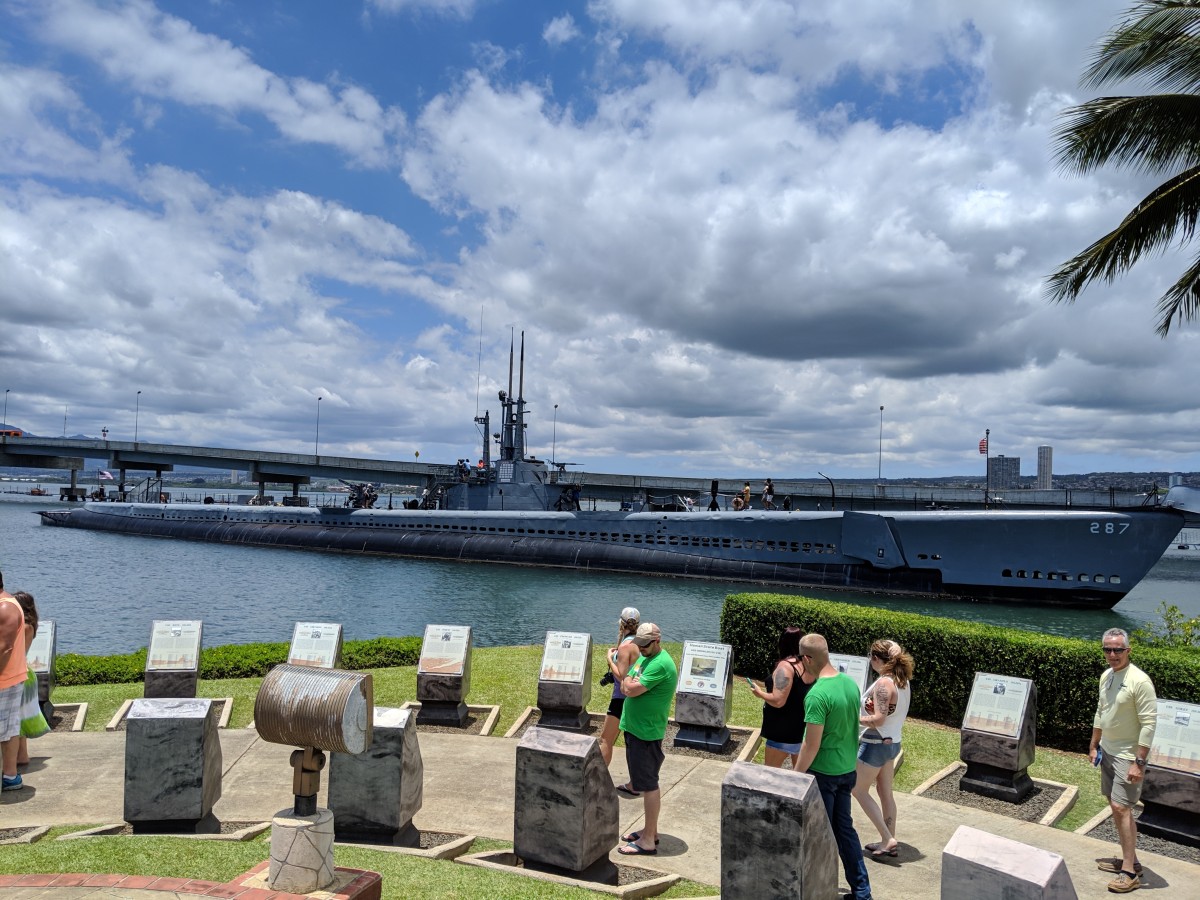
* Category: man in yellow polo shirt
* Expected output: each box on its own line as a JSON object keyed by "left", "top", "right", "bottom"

{"left": 1090, "top": 627, "right": 1157, "bottom": 894}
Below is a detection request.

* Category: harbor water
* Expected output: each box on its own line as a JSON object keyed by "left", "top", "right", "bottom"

{"left": 1, "top": 494, "right": 1197, "bottom": 657}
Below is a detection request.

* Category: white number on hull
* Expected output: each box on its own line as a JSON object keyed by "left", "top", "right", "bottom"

{"left": 1090, "top": 522, "right": 1130, "bottom": 534}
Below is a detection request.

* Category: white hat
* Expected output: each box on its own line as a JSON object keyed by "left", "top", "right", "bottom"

{"left": 619, "top": 606, "right": 641, "bottom": 623}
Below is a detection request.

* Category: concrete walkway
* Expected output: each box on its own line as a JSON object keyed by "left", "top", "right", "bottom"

{"left": 2, "top": 728, "right": 1197, "bottom": 898}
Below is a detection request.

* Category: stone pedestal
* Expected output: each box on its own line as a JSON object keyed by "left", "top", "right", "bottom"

{"left": 960, "top": 684, "right": 1037, "bottom": 803}
{"left": 513, "top": 728, "right": 618, "bottom": 873}
{"left": 416, "top": 672, "right": 469, "bottom": 726}
{"left": 674, "top": 692, "right": 732, "bottom": 752}
{"left": 721, "top": 762, "right": 837, "bottom": 899}
{"left": 537, "top": 677, "right": 592, "bottom": 731}
{"left": 942, "top": 825, "right": 1077, "bottom": 899}
{"left": 144, "top": 669, "right": 199, "bottom": 699}
{"left": 269, "top": 807, "right": 336, "bottom": 894}
{"left": 1138, "top": 766, "right": 1200, "bottom": 848}
{"left": 329, "top": 707, "right": 424, "bottom": 843}
{"left": 123, "top": 698, "right": 222, "bottom": 831}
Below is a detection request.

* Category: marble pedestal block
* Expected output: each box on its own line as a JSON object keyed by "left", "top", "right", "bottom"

{"left": 329, "top": 707, "right": 424, "bottom": 843}
{"left": 537, "top": 678, "right": 592, "bottom": 730}
{"left": 674, "top": 691, "right": 732, "bottom": 752}
{"left": 123, "top": 698, "right": 222, "bottom": 831}
{"left": 960, "top": 686, "right": 1037, "bottom": 803}
{"left": 144, "top": 669, "right": 199, "bottom": 699}
{"left": 942, "top": 825, "right": 1077, "bottom": 899}
{"left": 1138, "top": 766, "right": 1200, "bottom": 848}
{"left": 720, "top": 761, "right": 837, "bottom": 899}
{"left": 269, "top": 807, "right": 336, "bottom": 894}
{"left": 416, "top": 672, "right": 469, "bottom": 726}
{"left": 513, "top": 728, "right": 618, "bottom": 873}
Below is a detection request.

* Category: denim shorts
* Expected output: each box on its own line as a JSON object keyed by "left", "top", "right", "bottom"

{"left": 765, "top": 738, "right": 802, "bottom": 754}
{"left": 858, "top": 739, "right": 901, "bottom": 767}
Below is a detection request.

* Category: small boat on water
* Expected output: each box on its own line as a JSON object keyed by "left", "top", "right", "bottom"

{"left": 37, "top": 341, "right": 1200, "bottom": 609}
{"left": 28, "top": 487, "right": 47, "bottom": 496}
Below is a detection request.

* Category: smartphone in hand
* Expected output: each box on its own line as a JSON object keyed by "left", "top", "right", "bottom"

{"left": 1093, "top": 748, "right": 1103, "bottom": 767}
{"left": 745, "top": 676, "right": 756, "bottom": 689}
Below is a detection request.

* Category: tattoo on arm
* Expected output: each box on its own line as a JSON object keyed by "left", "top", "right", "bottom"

{"left": 774, "top": 665, "right": 790, "bottom": 693}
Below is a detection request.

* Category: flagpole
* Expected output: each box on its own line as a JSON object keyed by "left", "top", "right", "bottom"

{"left": 984, "top": 428, "right": 991, "bottom": 509}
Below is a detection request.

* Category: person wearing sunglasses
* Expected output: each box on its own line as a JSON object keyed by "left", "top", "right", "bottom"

{"left": 852, "top": 639, "right": 913, "bottom": 859}
{"left": 1090, "top": 628, "right": 1157, "bottom": 894}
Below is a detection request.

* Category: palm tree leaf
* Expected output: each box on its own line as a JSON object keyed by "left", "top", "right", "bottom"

{"left": 1084, "top": 1, "right": 1200, "bottom": 93}
{"left": 1054, "top": 93, "right": 1200, "bottom": 174}
{"left": 1155, "top": 252, "right": 1200, "bottom": 333}
{"left": 1047, "top": 165, "right": 1200, "bottom": 302}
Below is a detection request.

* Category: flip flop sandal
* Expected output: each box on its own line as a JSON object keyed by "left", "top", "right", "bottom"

{"left": 621, "top": 831, "right": 660, "bottom": 845}
{"left": 615, "top": 782, "right": 642, "bottom": 797}
{"left": 618, "top": 842, "right": 657, "bottom": 856}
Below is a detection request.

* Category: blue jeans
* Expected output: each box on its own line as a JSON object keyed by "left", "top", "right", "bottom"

{"left": 814, "top": 770, "right": 872, "bottom": 900}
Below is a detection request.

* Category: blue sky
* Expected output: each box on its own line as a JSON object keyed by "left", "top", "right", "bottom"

{"left": 1, "top": 0, "right": 1197, "bottom": 480}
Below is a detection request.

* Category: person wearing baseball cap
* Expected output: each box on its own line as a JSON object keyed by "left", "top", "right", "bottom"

{"left": 599, "top": 607, "right": 642, "bottom": 766}
{"left": 614, "top": 622, "right": 677, "bottom": 856}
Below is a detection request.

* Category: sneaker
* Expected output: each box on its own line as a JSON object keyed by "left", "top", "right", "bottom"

{"left": 1, "top": 774, "right": 22, "bottom": 791}
{"left": 1108, "top": 871, "right": 1140, "bottom": 893}
{"left": 1098, "top": 858, "right": 1143, "bottom": 875}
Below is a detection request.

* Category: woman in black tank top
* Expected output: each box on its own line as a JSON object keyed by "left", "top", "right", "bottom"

{"left": 748, "top": 626, "right": 815, "bottom": 769}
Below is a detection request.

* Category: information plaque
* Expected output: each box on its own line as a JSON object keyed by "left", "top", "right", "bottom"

{"left": 27, "top": 619, "right": 56, "bottom": 673}
{"left": 679, "top": 641, "right": 732, "bottom": 698}
{"left": 1148, "top": 700, "right": 1200, "bottom": 775}
{"left": 146, "top": 620, "right": 203, "bottom": 672}
{"left": 540, "top": 631, "right": 591, "bottom": 683}
{"left": 962, "top": 672, "right": 1031, "bottom": 739}
{"left": 829, "top": 653, "right": 871, "bottom": 694}
{"left": 418, "top": 624, "right": 471, "bottom": 675}
{"left": 289, "top": 622, "right": 343, "bottom": 669}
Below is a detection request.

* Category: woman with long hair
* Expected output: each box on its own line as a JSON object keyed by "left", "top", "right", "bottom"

{"left": 852, "top": 638, "right": 914, "bottom": 858}
{"left": 600, "top": 606, "right": 642, "bottom": 769}
{"left": 748, "top": 626, "right": 815, "bottom": 769}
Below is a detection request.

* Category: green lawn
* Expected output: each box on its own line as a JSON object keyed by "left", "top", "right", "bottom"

{"left": 18, "top": 642, "right": 1107, "bottom": 896}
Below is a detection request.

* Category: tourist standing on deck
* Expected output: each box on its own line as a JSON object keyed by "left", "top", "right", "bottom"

{"left": 615, "top": 623, "right": 678, "bottom": 856}
{"left": 1091, "top": 628, "right": 1157, "bottom": 894}
{"left": 853, "top": 639, "right": 913, "bottom": 859}
{"left": 796, "top": 633, "right": 873, "bottom": 900}
{"left": 0, "top": 569, "right": 27, "bottom": 792}
{"left": 600, "top": 606, "right": 643, "bottom": 766}
{"left": 748, "top": 626, "right": 813, "bottom": 769}
{"left": 761, "top": 478, "right": 775, "bottom": 510}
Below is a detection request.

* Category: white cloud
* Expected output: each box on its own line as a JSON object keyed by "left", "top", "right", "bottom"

{"left": 543, "top": 15, "right": 580, "bottom": 48}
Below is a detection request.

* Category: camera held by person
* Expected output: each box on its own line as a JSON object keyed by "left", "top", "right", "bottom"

{"left": 599, "top": 670, "right": 615, "bottom": 687}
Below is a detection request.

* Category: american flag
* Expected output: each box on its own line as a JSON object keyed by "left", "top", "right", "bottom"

{"left": 978, "top": 438, "right": 988, "bottom": 455}
{"left": 99, "top": 470, "right": 114, "bottom": 480}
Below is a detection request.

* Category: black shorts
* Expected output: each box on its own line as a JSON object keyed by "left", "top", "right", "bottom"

{"left": 625, "top": 733, "right": 665, "bottom": 792}
{"left": 607, "top": 696, "right": 625, "bottom": 718}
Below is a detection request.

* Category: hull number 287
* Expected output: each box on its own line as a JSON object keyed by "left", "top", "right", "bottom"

{"left": 1091, "top": 522, "right": 1130, "bottom": 534}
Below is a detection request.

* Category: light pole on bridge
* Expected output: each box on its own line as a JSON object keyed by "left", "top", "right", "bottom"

{"left": 134, "top": 391, "right": 142, "bottom": 442}
{"left": 315, "top": 396, "right": 322, "bottom": 457}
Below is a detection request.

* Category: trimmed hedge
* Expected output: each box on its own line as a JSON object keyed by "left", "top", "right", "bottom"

{"left": 52, "top": 636, "right": 422, "bottom": 686}
{"left": 720, "top": 593, "right": 1200, "bottom": 752}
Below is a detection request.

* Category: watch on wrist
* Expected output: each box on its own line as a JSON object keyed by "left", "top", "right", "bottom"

{"left": 1134, "top": 757, "right": 1147, "bottom": 766}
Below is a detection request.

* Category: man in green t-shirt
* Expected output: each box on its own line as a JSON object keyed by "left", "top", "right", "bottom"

{"left": 614, "top": 623, "right": 678, "bottom": 856}
{"left": 796, "top": 633, "right": 872, "bottom": 900}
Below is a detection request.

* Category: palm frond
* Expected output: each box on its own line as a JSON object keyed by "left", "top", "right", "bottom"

{"left": 1054, "top": 93, "right": 1200, "bottom": 174}
{"left": 1084, "top": 1, "right": 1200, "bottom": 93}
{"left": 1046, "top": 164, "right": 1200, "bottom": 301}
{"left": 1155, "top": 252, "right": 1200, "bottom": 333}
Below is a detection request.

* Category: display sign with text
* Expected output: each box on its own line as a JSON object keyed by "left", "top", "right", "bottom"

{"left": 1148, "top": 699, "right": 1200, "bottom": 775}
{"left": 679, "top": 640, "right": 732, "bottom": 698}
{"left": 539, "top": 631, "right": 591, "bottom": 683}
{"left": 288, "top": 622, "right": 343, "bottom": 668}
{"left": 146, "top": 620, "right": 203, "bottom": 672}
{"left": 829, "top": 654, "right": 872, "bottom": 693}
{"left": 962, "top": 672, "right": 1032, "bottom": 738}
{"left": 418, "top": 624, "right": 471, "bottom": 675}
{"left": 27, "top": 620, "right": 56, "bottom": 673}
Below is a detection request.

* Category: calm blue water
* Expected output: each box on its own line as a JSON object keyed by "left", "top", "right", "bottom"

{"left": 2, "top": 493, "right": 1197, "bottom": 656}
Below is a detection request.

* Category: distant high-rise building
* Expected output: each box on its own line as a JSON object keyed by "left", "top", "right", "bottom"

{"left": 1037, "top": 446, "right": 1053, "bottom": 490}
{"left": 988, "top": 455, "right": 1021, "bottom": 490}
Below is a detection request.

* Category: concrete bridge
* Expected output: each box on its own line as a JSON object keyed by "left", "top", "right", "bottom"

{"left": 0, "top": 434, "right": 1161, "bottom": 512}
